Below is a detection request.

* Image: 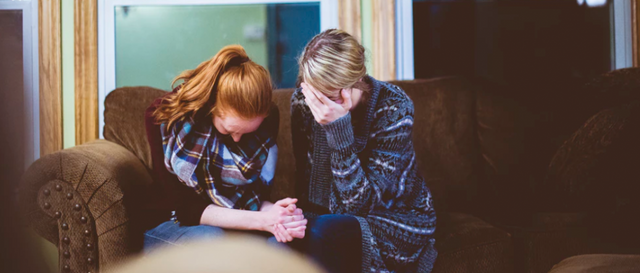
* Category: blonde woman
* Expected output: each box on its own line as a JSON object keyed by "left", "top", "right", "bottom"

{"left": 290, "top": 29, "right": 437, "bottom": 273}
{"left": 144, "top": 45, "right": 306, "bottom": 251}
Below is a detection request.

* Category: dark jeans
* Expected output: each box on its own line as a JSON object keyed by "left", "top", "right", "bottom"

{"left": 289, "top": 214, "right": 362, "bottom": 273}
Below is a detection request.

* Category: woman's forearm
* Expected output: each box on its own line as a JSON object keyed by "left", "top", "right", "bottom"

{"left": 199, "top": 204, "right": 266, "bottom": 231}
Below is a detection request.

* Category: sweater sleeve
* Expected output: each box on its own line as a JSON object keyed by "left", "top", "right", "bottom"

{"left": 145, "top": 97, "right": 212, "bottom": 226}
{"left": 321, "top": 98, "right": 416, "bottom": 216}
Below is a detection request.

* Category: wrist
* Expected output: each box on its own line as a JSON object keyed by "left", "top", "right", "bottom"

{"left": 322, "top": 113, "right": 355, "bottom": 150}
{"left": 256, "top": 211, "right": 270, "bottom": 232}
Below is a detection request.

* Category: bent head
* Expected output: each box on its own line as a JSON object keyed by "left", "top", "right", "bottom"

{"left": 155, "top": 45, "right": 273, "bottom": 142}
{"left": 298, "top": 29, "right": 369, "bottom": 108}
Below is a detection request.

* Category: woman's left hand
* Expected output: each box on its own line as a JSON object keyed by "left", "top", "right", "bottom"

{"left": 301, "top": 82, "right": 352, "bottom": 125}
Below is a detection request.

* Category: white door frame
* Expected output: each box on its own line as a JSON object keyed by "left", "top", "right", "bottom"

{"left": 98, "top": 0, "right": 338, "bottom": 138}
{"left": 612, "top": 0, "right": 634, "bottom": 69}
{"left": 0, "top": 0, "right": 40, "bottom": 166}
{"left": 396, "top": 0, "right": 414, "bottom": 80}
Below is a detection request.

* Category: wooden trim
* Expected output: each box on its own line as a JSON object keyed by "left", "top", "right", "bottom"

{"left": 75, "top": 0, "right": 99, "bottom": 145}
{"left": 338, "top": 0, "right": 362, "bottom": 43}
{"left": 372, "top": 0, "right": 396, "bottom": 81}
{"left": 39, "top": 0, "right": 63, "bottom": 155}
{"left": 634, "top": 0, "right": 639, "bottom": 67}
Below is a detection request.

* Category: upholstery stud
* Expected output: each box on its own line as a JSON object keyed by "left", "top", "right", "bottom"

{"left": 43, "top": 202, "right": 51, "bottom": 209}
{"left": 74, "top": 204, "right": 81, "bottom": 211}
{"left": 54, "top": 211, "right": 62, "bottom": 219}
{"left": 84, "top": 229, "right": 90, "bottom": 236}
{"left": 63, "top": 251, "right": 70, "bottom": 258}
{"left": 61, "top": 223, "right": 69, "bottom": 230}
{"left": 87, "top": 257, "right": 93, "bottom": 264}
{"left": 86, "top": 243, "right": 92, "bottom": 249}
{"left": 80, "top": 216, "right": 87, "bottom": 223}
{"left": 62, "top": 236, "right": 70, "bottom": 244}
{"left": 66, "top": 193, "right": 73, "bottom": 200}
{"left": 63, "top": 265, "right": 70, "bottom": 271}
{"left": 43, "top": 189, "right": 50, "bottom": 196}
{"left": 55, "top": 184, "right": 62, "bottom": 191}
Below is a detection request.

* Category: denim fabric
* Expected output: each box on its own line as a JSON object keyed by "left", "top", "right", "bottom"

{"left": 143, "top": 221, "right": 225, "bottom": 253}
{"left": 289, "top": 214, "right": 362, "bottom": 273}
{"left": 144, "top": 220, "right": 283, "bottom": 254}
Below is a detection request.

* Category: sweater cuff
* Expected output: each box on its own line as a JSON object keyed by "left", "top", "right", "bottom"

{"left": 322, "top": 113, "right": 355, "bottom": 150}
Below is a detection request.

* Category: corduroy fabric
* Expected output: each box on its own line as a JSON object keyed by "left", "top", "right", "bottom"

{"left": 19, "top": 140, "right": 155, "bottom": 272}
{"left": 548, "top": 254, "right": 640, "bottom": 273}
{"left": 431, "top": 213, "right": 513, "bottom": 273}
{"left": 104, "top": 86, "right": 167, "bottom": 170}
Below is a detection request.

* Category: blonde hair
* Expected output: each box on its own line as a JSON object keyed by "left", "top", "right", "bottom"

{"left": 154, "top": 45, "right": 273, "bottom": 129}
{"left": 298, "top": 29, "right": 369, "bottom": 96}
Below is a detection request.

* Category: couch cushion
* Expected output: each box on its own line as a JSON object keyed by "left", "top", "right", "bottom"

{"left": 104, "top": 86, "right": 167, "bottom": 170}
{"left": 431, "top": 213, "right": 513, "bottom": 273}
{"left": 392, "top": 77, "right": 483, "bottom": 212}
{"left": 549, "top": 254, "right": 640, "bottom": 273}
{"left": 271, "top": 88, "right": 296, "bottom": 201}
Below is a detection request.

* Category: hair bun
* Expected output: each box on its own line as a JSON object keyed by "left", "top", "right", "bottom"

{"left": 226, "top": 56, "right": 250, "bottom": 69}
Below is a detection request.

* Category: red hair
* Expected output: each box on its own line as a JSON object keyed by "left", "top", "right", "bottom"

{"left": 154, "top": 45, "right": 273, "bottom": 128}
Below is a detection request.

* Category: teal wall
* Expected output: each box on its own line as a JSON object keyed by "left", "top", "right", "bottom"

{"left": 115, "top": 5, "right": 268, "bottom": 91}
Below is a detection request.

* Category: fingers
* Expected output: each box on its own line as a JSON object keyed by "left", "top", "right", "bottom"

{"left": 281, "top": 214, "right": 305, "bottom": 224}
{"left": 286, "top": 204, "right": 297, "bottom": 213}
{"left": 282, "top": 219, "right": 307, "bottom": 229}
{"left": 301, "top": 83, "right": 325, "bottom": 105}
{"left": 293, "top": 208, "right": 303, "bottom": 215}
{"left": 302, "top": 86, "right": 326, "bottom": 110}
{"left": 275, "top": 198, "right": 297, "bottom": 207}
{"left": 341, "top": 89, "right": 353, "bottom": 110}
{"left": 273, "top": 225, "right": 283, "bottom": 242}
{"left": 288, "top": 226, "right": 306, "bottom": 239}
{"left": 277, "top": 224, "right": 293, "bottom": 242}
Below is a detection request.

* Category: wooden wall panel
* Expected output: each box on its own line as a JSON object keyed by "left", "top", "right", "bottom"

{"left": 39, "top": 0, "right": 63, "bottom": 155}
{"left": 74, "top": 0, "right": 99, "bottom": 145}
{"left": 339, "top": 0, "right": 362, "bottom": 43}
{"left": 371, "top": 0, "right": 396, "bottom": 81}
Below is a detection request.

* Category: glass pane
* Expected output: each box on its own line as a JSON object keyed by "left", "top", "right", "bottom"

{"left": 115, "top": 3, "right": 320, "bottom": 90}
{"left": 0, "top": 10, "right": 24, "bottom": 186}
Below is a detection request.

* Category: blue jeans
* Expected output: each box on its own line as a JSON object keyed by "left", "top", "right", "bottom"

{"left": 288, "top": 214, "right": 362, "bottom": 273}
{"left": 144, "top": 220, "right": 279, "bottom": 254}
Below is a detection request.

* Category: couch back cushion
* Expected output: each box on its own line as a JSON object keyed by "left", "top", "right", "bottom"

{"left": 104, "top": 79, "right": 484, "bottom": 212}
{"left": 104, "top": 86, "right": 167, "bottom": 170}
{"left": 271, "top": 88, "right": 296, "bottom": 200}
{"left": 392, "top": 78, "right": 482, "bottom": 212}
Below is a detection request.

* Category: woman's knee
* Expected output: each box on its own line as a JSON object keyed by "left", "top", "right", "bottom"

{"left": 308, "top": 215, "right": 360, "bottom": 241}
{"left": 177, "top": 224, "right": 225, "bottom": 243}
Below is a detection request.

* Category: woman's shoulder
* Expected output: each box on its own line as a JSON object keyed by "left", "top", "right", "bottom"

{"left": 369, "top": 78, "right": 415, "bottom": 119}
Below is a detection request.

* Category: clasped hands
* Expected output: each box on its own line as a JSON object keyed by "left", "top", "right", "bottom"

{"left": 262, "top": 198, "right": 307, "bottom": 243}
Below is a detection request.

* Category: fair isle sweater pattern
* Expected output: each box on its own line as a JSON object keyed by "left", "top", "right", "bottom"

{"left": 290, "top": 76, "right": 437, "bottom": 273}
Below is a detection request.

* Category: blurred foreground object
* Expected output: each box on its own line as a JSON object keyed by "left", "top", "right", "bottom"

{"left": 107, "top": 235, "right": 326, "bottom": 273}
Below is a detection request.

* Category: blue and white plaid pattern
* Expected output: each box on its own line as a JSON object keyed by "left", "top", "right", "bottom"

{"left": 161, "top": 114, "right": 276, "bottom": 211}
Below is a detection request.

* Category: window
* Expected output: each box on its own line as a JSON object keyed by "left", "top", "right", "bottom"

{"left": 99, "top": 0, "right": 338, "bottom": 136}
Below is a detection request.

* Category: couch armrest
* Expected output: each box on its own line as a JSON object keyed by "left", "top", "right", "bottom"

{"left": 19, "top": 140, "right": 154, "bottom": 273}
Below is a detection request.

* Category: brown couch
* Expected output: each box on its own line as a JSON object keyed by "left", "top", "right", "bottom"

{"left": 19, "top": 72, "right": 640, "bottom": 273}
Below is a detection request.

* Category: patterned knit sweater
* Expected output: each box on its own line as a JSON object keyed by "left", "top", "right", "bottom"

{"left": 291, "top": 76, "right": 437, "bottom": 273}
